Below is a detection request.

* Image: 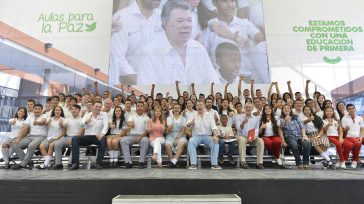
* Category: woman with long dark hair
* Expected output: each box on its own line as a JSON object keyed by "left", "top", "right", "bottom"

{"left": 38, "top": 106, "right": 65, "bottom": 169}
{"left": 323, "top": 107, "right": 345, "bottom": 168}
{"left": 280, "top": 104, "right": 311, "bottom": 169}
{"left": 106, "top": 106, "right": 127, "bottom": 168}
{"left": 1, "top": 107, "right": 28, "bottom": 169}
{"left": 336, "top": 101, "right": 347, "bottom": 120}
{"left": 302, "top": 106, "right": 334, "bottom": 169}
{"left": 259, "top": 105, "right": 283, "bottom": 167}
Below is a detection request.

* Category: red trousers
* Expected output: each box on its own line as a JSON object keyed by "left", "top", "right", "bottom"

{"left": 327, "top": 136, "right": 344, "bottom": 162}
{"left": 343, "top": 137, "right": 362, "bottom": 161}
{"left": 262, "top": 136, "right": 282, "bottom": 159}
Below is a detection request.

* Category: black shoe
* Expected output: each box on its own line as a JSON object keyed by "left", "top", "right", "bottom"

{"left": 240, "top": 162, "right": 249, "bottom": 169}
{"left": 322, "top": 160, "right": 328, "bottom": 168}
{"left": 138, "top": 162, "right": 146, "bottom": 169}
{"left": 27, "top": 161, "right": 34, "bottom": 170}
{"left": 218, "top": 156, "right": 224, "bottom": 164}
{"left": 228, "top": 156, "right": 235, "bottom": 165}
{"left": 95, "top": 163, "right": 103, "bottom": 170}
{"left": 125, "top": 162, "right": 133, "bottom": 169}
{"left": 2, "top": 164, "right": 10, "bottom": 169}
{"left": 256, "top": 164, "right": 264, "bottom": 169}
{"left": 68, "top": 164, "right": 79, "bottom": 170}
{"left": 11, "top": 164, "right": 23, "bottom": 170}
{"left": 167, "top": 161, "right": 175, "bottom": 168}
{"left": 51, "top": 165, "right": 63, "bottom": 170}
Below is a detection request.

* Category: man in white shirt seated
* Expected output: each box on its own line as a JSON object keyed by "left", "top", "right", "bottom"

{"left": 235, "top": 102, "right": 265, "bottom": 169}
{"left": 69, "top": 101, "right": 108, "bottom": 170}
{"left": 120, "top": 101, "right": 150, "bottom": 169}
{"left": 53, "top": 105, "right": 84, "bottom": 169}
{"left": 11, "top": 104, "right": 48, "bottom": 170}
{"left": 139, "top": 0, "right": 221, "bottom": 85}
{"left": 186, "top": 101, "right": 221, "bottom": 170}
{"left": 110, "top": 0, "right": 163, "bottom": 85}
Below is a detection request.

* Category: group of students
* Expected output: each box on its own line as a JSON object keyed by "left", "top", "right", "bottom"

{"left": 1, "top": 78, "right": 364, "bottom": 170}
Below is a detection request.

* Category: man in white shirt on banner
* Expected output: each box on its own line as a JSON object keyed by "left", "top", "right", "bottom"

{"left": 69, "top": 101, "right": 108, "bottom": 170}
{"left": 186, "top": 101, "right": 221, "bottom": 170}
{"left": 110, "top": 0, "right": 163, "bottom": 85}
{"left": 140, "top": 0, "right": 221, "bottom": 85}
{"left": 11, "top": 104, "right": 48, "bottom": 170}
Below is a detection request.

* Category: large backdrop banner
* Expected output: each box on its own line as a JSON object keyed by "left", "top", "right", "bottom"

{"left": 109, "top": 0, "right": 269, "bottom": 86}
{"left": 263, "top": 0, "right": 364, "bottom": 95}
{"left": 0, "top": 0, "right": 113, "bottom": 75}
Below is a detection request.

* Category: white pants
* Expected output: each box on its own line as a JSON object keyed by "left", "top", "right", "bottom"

{"left": 150, "top": 137, "right": 165, "bottom": 163}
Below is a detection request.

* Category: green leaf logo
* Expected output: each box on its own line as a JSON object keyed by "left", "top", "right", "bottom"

{"left": 85, "top": 22, "right": 96, "bottom": 32}
{"left": 323, "top": 56, "right": 342, "bottom": 64}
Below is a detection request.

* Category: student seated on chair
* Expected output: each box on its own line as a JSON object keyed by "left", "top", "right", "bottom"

{"left": 69, "top": 101, "right": 108, "bottom": 170}
{"left": 11, "top": 104, "right": 48, "bottom": 170}
{"left": 186, "top": 101, "right": 221, "bottom": 170}
{"left": 234, "top": 102, "right": 265, "bottom": 169}
{"left": 120, "top": 101, "right": 150, "bottom": 169}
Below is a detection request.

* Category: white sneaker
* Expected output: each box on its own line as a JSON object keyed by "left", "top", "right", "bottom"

{"left": 350, "top": 161, "right": 357, "bottom": 169}
{"left": 188, "top": 165, "right": 197, "bottom": 170}
{"left": 276, "top": 158, "right": 283, "bottom": 166}
{"left": 340, "top": 162, "right": 346, "bottom": 169}
{"left": 211, "top": 165, "right": 222, "bottom": 170}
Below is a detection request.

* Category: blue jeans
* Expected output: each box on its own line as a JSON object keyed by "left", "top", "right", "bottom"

{"left": 285, "top": 136, "right": 311, "bottom": 166}
{"left": 71, "top": 135, "right": 106, "bottom": 165}
{"left": 188, "top": 135, "right": 219, "bottom": 165}
{"left": 219, "top": 139, "right": 236, "bottom": 157}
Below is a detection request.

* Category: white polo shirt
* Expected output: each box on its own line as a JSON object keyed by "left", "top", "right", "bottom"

{"left": 323, "top": 119, "right": 339, "bottom": 136}
{"left": 187, "top": 112, "right": 217, "bottom": 136}
{"left": 63, "top": 116, "right": 84, "bottom": 137}
{"left": 141, "top": 33, "right": 221, "bottom": 85}
{"left": 204, "top": 16, "right": 260, "bottom": 76}
{"left": 240, "top": 114, "right": 260, "bottom": 137}
{"left": 25, "top": 114, "right": 48, "bottom": 137}
{"left": 46, "top": 117, "right": 64, "bottom": 140}
{"left": 128, "top": 113, "right": 149, "bottom": 135}
{"left": 110, "top": 2, "right": 163, "bottom": 85}
{"left": 82, "top": 112, "right": 109, "bottom": 136}
{"left": 9, "top": 118, "right": 27, "bottom": 139}
{"left": 341, "top": 115, "right": 364, "bottom": 138}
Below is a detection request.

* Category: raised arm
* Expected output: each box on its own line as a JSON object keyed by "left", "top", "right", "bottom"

{"left": 267, "top": 82, "right": 274, "bottom": 100}
{"left": 275, "top": 82, "right": 281, "bottom": 98}
{"left": 287, "top": 81, "right": 293, "bottom": 100}
{"left": 210, "top": 22, "right": 247, "bottom": 48}
{"left": 175, "top": 81, "right": 181, "bottom": 98}
{"left": 50, "top": 84, "right": 56, "bottom": 96}
{"left": 250, "top": 79, "right": 255, "bottom": 99}
{"left": 94, "top": 81, "right": 100, "bottom": 97}
{"left": 238, "top": 77, "right": 243, "bottom": 97}
{"left": 63, "top": 84, "right": 69, "bottom": 95}
{"left": 191, "top": 83, "right": 196, "bottom": 96}
{"left": 224, "top": 83, "right": 229, "bottom": 99}
{"left": 210, "top": 82, "right": 215, "bottom": 97}
{"left": 305, "top": 80, "right": 310, "bottom": 99}
{"left": 151, "top": 84, "right": 155, "bottom": 100}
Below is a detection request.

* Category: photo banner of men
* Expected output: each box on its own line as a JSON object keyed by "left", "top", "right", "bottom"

{"left": 109, "top": 0, "right": 270, "bottom": 86}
